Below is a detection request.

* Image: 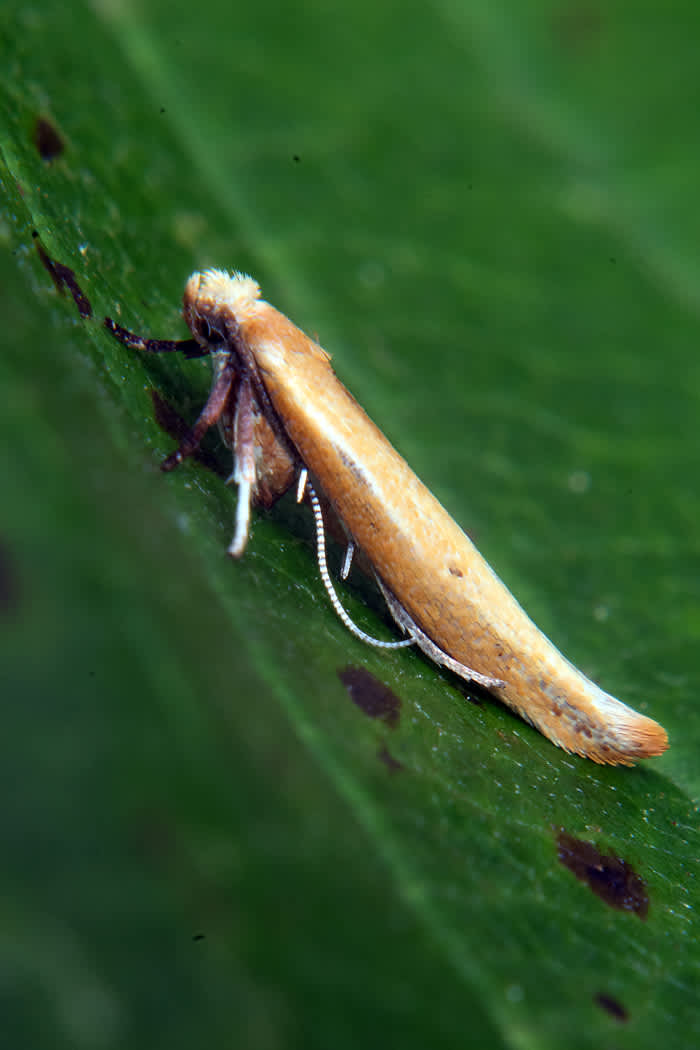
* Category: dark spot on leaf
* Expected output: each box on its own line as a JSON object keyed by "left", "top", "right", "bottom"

{"left": 192, "top": 932, "right": 206, "bottom": 942}
{"left": 556, "top": 829, "right": 649, "bottom": 918}
{"left": 34, "top": 234, "right": 92, "bottom": 318}
{"left": 551, "top": 3, "right": 603, "bottom": 51}
{"left": 378, "top": 743, "right": 403, "bottom": 772}
{"left": 149, "top": 391, "right": 225, "bottom": 476}
{"left": 129, "top": 811, "right": 178, "bottom": 866}
{"left": 594, "top": 993, "right": 628, "bottom": 1022}
{"left": 0, "top": 537, "right": 20, "bottom": 616}
{"left": 338, "top": 666, "right": 401, "bottom": 728}
{"left": 33, "top": 116, "right": 64, "bottom": 161}
{"left": 293, "top": 154, "right": 301, "bottom": 163}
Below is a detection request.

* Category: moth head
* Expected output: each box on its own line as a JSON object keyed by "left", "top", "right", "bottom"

{"left": 183, "top": 269, "right": 261, "bottom": 351}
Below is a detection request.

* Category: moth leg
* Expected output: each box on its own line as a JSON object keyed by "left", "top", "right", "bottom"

{"left": 160, "top": 356, "right": 237, "bottom": 472}
{"left": 340, "top": 541, "right": 356, "bottom": 580}
{"left": 374, "top": 575, "right": 506, "bottom": 690}
{"left": 298, "top": 470, "right": 355, "bottom": 579}
{"left": 228, "top": 376, "right": 256, "bottom": 558}
{"left": 296, "top": 468, "right": 308, "bottom": 503}
{"left": 305, "top": 480, "right": 414, "bottom": 650}
{"left": 105, "top": 315, "right": 233, "bottom": 469}
{"left": 104, "top": 318, "right": 206, "bottom": 359}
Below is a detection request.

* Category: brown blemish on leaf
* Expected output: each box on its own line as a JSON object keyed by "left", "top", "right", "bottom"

{"left": 33, "top": 116, "right": 64, "bottom": 161}
{"left": 556, "top": 829, "right": 649, "bottom": 918}
{"left": 594, "top": 993, "right": 629, "bottom": 1022}
{"left": 33, "top": 233, "right": 92, "bottom": 318}
{"left": 0, "top": 537, "right": 20, "bottom": 616}
{"left": 338, "top": 666, "right": 401, "bottom": 728}
{"left": 378, "top": 743, "right": 403, "bottom": 772}
{"left": 551, "top": 3, "right": 603, "bottom": 51}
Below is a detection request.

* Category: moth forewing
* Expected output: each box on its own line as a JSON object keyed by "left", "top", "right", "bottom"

{"left": 106, "top": 269, "right": 669, "bottom": 765}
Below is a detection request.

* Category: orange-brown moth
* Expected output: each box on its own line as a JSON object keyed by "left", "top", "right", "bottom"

{"left": 106, "top": 270, "right": 668, "bottom": 765}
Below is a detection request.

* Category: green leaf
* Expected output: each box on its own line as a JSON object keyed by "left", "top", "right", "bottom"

{"left": 1, "top": 2, "right": 699, "bottom": 1047}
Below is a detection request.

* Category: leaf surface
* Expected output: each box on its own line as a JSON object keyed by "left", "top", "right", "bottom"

{"left": 1, "top": 3, "right": 699, "bottom": 1047}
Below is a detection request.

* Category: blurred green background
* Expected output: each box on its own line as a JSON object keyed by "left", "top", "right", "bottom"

{"left": 1, "top": 2, "right": 699, "bottom": 1047}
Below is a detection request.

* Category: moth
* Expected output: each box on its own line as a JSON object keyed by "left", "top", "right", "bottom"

{"left": 106, "top": 270, "right": 668, "bottom": 765}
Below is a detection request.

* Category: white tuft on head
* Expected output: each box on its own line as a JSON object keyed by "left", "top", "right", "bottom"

{"left": 184, "top": 268, "right": 261, "bottom": 316}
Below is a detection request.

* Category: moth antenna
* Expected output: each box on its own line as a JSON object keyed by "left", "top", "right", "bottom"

{"left": 341, "top": 541, "right": 355, "bottom": 580}
{"left": 375, "top": 574, "right": 505, "bottom": 689}
{"left": 306, "top": 481, "right": 413, "bottom": 650}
